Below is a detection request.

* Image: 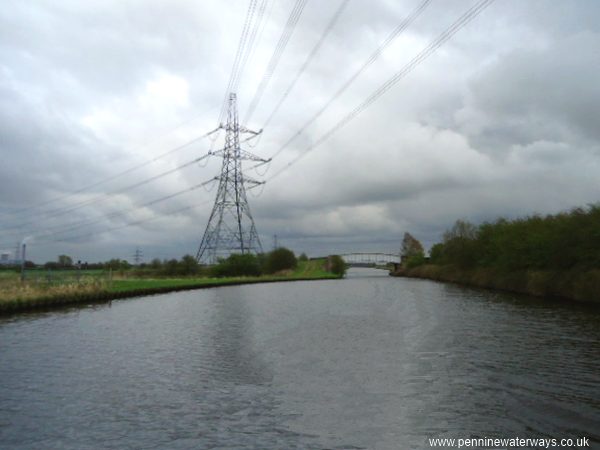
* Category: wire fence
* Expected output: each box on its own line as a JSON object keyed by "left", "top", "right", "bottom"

{"left": 0, "top": 269, "right": 112, "bottom": 290}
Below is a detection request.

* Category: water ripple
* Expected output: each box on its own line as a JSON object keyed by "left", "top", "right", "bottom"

{"left": 1, "top": 268, "right": 599, "bottom": 449}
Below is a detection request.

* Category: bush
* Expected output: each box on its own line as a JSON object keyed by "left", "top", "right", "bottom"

{"left": 179, "top": 255, "right": 200, "bottom": 276}
{"left": 263, "top": 247, "right": 297, "bottom": 274}
{"left": 404, "top": 254, "right": 426, "bottom": 269}
{"left": 328, "top": 255, "right": 346, "bottom": 277}
{"left": 162, "top": 259, "right": 180, "bottom": 276}
{"left": 429, "top": 243, "right": 445, "bottom": 264}
{"left": 211, "top": 253, "right": 262, "bottom": 277}
{"left": 150, "top": 258, "right": 163, "bottom": 270}
{"left": 298, "top": 253, "right": 308, "bottom": 262}
{"left": 104, "top": 259, "right": 131, "bottom": 271}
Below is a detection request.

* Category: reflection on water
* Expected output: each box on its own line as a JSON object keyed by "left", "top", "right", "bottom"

{"left": 1, "top": 268, "right": 599, "bottom": 449}
{"left": 207, "top": 289, "right": 272, "bottom": 385}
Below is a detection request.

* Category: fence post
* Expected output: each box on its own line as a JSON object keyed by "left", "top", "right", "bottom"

{"left": 20, "top": 243, "right": 26, "bottom": 282}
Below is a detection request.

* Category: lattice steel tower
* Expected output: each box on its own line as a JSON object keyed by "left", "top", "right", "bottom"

{"left": 196, "top": 93, "right": 268, "bottom": 263}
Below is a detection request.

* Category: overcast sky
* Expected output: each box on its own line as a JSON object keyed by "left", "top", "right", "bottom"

{"left": 1, "top": 0, "right": 599, "bottom": 263}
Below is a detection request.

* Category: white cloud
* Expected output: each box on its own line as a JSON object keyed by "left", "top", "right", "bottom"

{"left": 0, "top": 0, "right": 599, "bottom": 261}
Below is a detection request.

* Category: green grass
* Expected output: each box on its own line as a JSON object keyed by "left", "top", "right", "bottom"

{"left": 109, "top": 259, "right": 339, "bottom": 292}
{"left": 109, "top": 277, "right": 252, "bottom": 292}
{"left": 0, "top": 258, "right": 341, "bottom": 314}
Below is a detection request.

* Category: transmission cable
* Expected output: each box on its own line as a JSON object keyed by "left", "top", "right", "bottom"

{"left": 235, "top": 0, "right": 271, "bottom": 95}
{"left": 264, "top": 0, "right": 432, "bottom": 163}
{"left": 1, "top": 147, "right": 221, "bottom": 234}
{"left": 0, "top": 126, "right": 219, "bottom": 224}
{"left": 266, "top": 0, "right": 495, "bottom": 182}
{"left": 261, "top": 0, "right": 350, "bottom": 129}
{"left": 243, "top": 0, "right": 308, "bottom": 124}
{"left": 216, "top": 0, "right": 259, "bottom": 126}
{"left": 244, "top": 0, "right": 276, "bottom": 80}
{"left": 22, "top": 177, "right": 218, "bottom": 246}
{"left": 32, "top": 198, "right": 215, "bottom": 247}
{"left": 208, "top": 0, "right": 261, "bottom": 155}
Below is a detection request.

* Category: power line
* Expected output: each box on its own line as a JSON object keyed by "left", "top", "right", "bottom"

{"left": 235, "top": 0, "right": 271, "bottom": 94}
{"left": 0, "top": 105, "right": 219, "bottom": 221}
{"left": 217, "top": 0, "right": 260, "bottom": 126}
{"left": 243, "top": 0, "right": 276, "bottom": 80}
{"left": 261, "top": 0, "right": 350, "bottom": 129}
{"left": 243, "top": 0, "right": 308, "bottom": 124}
{"left": 0, "top": 148, "right": 218, "bottom": 234}
{"left": 1, "top": 131, "right": 261, "bottom": 241}
{"left": 267, "top": 0, "right": 495, "bottom": 181}
{"left": 1, "top": 177, "right": 218, "bottom": 248}
{"left": 0, "top": 126, "right": 219, "bottom": 225}
{"left": 208, "top": 0, "right": 263, "bottom": 155}
{"left": 53, "top": 199, "right": 215, "bottom": 246}
{"left": 266, "top": 0, "right": 433, "bottom": 162}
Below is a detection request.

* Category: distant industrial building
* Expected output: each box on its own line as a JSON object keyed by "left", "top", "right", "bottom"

{"left": 0, "top": 251, "right": 21, "bottom": 266}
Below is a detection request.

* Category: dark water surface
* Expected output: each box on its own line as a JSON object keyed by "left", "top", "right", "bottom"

{"left": 1, "top": 268, "right": 599, "bottom": 449}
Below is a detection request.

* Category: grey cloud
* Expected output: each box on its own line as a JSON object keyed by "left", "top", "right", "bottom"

{"left": 1, "top": 0, "right": 599, "bottom": 262}
{"left": 456, "top": 31, "right": 600, "bottom": 152}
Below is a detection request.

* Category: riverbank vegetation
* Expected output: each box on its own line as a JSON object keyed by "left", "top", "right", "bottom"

{"left": 393, "top": 204, "right": 600, "bottom": 302}
{"left": 0, "top": 250, "right": 342, "bottom": 314}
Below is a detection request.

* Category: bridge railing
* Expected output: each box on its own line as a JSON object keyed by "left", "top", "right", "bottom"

{"left": 339, "top": 253, "right": 400, "bottom": 265}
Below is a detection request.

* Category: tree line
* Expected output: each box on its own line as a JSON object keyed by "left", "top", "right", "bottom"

{"left": 402, "top": 204, "right": 600, "bottom": 272}
{"left": 33, "top": 248, "right": 344, "bottom": 278}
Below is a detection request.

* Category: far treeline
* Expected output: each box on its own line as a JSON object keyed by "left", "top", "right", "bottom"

{"left": 398, "top": 204, "right": 600, "bottom": 302}
{"left": 14, "top": 248, "right": 347, "bottom": 278}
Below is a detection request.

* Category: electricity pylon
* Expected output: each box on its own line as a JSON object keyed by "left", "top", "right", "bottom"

{"left": 133, "top": 248, "right": 143, "bottom": 265}
{"left": 196, "top": 93, "right": 268, "bottom": 264}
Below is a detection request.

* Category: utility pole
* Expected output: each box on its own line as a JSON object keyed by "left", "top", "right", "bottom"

{"left": 133, "top": 248, "right": 143, "bottom": 265}
{"left": 20, "top": 243, "right": 26, "bottom": 282}
{"left": 273, "top": 234, "right": 278, "bottom": 250}
{"left": 196, "top": 93, "right": 269, "bottom": 264}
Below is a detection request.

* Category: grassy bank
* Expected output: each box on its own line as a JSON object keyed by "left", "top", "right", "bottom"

{"left": 392, "top": 264, "right": 600, "bottom": 303}
{"left": 0, "top": 259, "right": 340, "bottom": 314}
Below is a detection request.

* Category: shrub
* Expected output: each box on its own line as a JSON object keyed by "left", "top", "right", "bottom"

{"left": 104, "top": 259, "right": 131, "bottom": 272}
{"left": 211, "top": 253, "right": 262, "bottom": 277}
{"left": 328, "top": 255, "right": 346, "bottom": 277}
{"left": 179, "top": 255, "right": 200, "bottom": 276}
{"left": 429, "top": 243, "right": 445, "bottom": 264}
{"left": 404, "top": 254, "right": 426, "bottom": 269}
{"left": 150, "top": 258, "right": 163, "bottom": 270}
{"left": 263, "top": 247, "right": 297, "bottom": 274}
{"left": 163, "top": 259, "right": 180, "bottom": 276}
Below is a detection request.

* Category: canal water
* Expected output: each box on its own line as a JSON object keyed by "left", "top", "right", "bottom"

{"left": 1, "top": 268, "right": 599, "bottom": 449}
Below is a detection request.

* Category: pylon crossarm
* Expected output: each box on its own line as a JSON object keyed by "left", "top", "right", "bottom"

{"left": 206, "top": 126, "right": 221, "bottom": 136}
{"left": 238, "top": 126, "right": 262, "bottom": 136}
{"left": 245, "top": 179, "right": 265, "bottom": 189}
{"left": 238, "top": 149, "right": 270, "bottom": 162}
